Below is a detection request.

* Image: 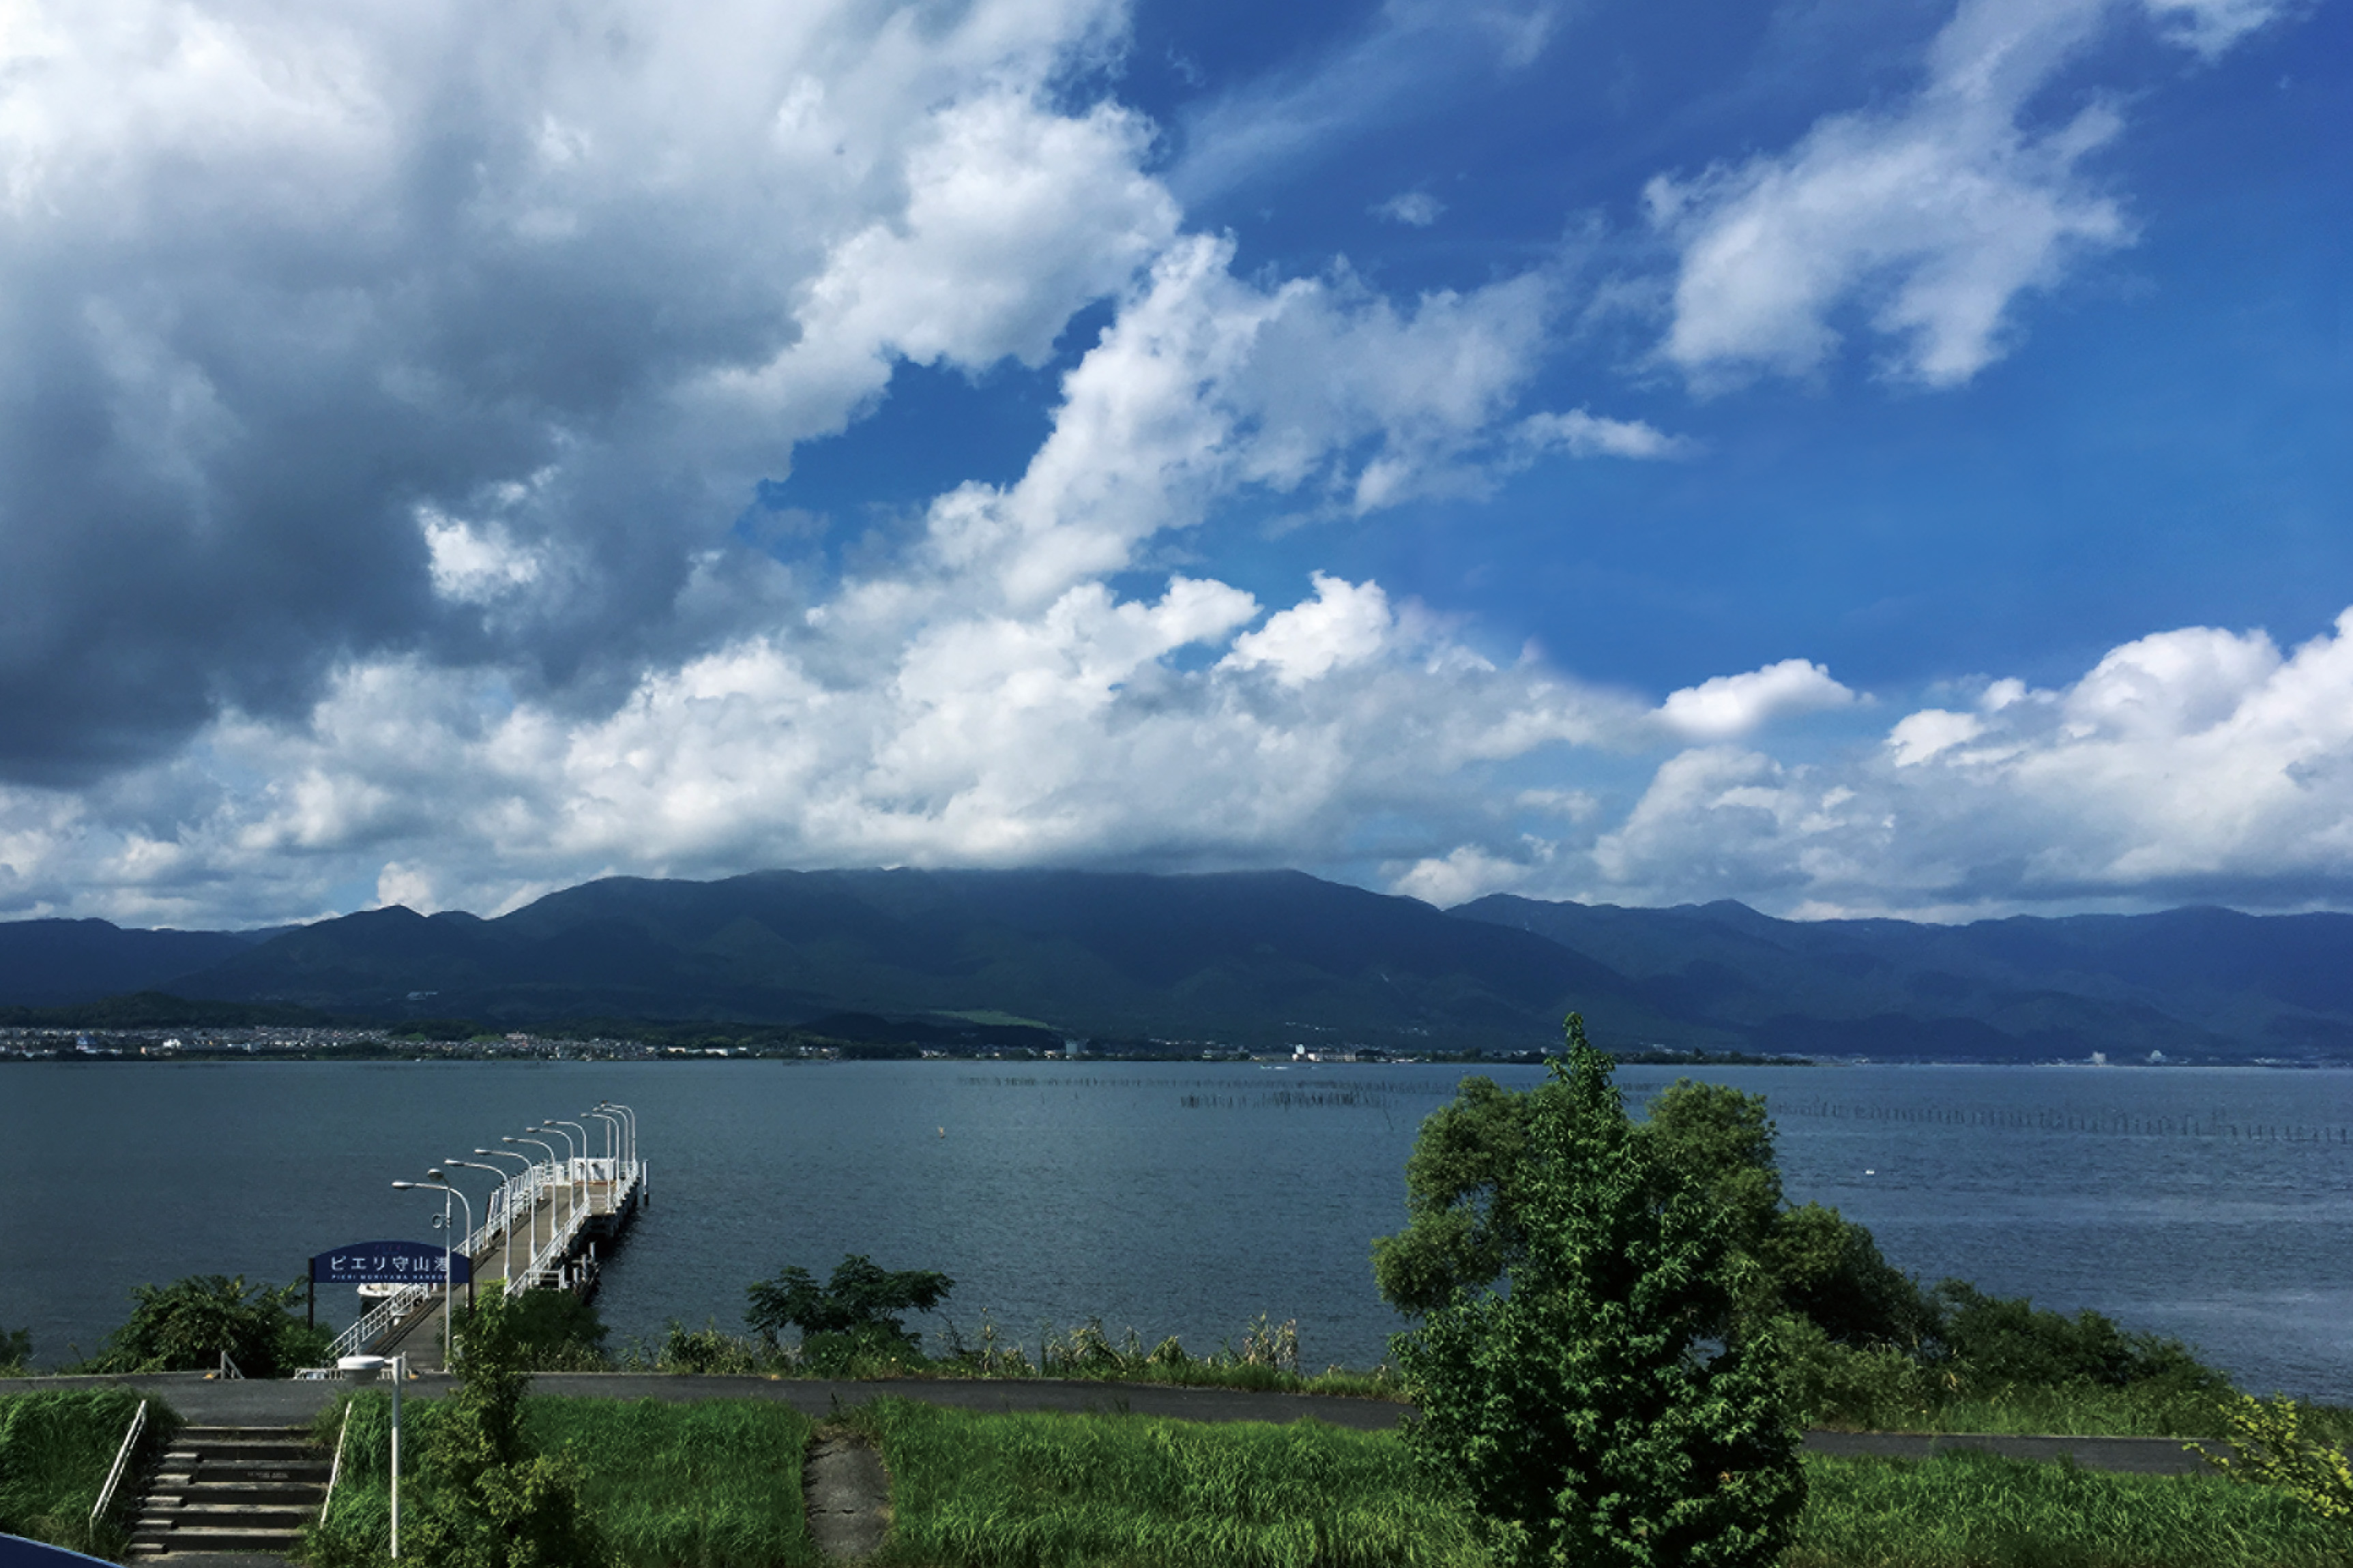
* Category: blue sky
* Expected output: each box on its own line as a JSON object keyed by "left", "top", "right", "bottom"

{"left": 0, "top": 0, "right": 2344, "bottom": 926}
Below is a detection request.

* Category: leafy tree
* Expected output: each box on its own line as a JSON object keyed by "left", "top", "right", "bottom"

{"left": 1388, "top": 1016, "right": 1805, "bottom": 1567}
{"left": 1, "top": 1326, "right": 29, "bottom": 1374}
{"left": 1375, "top": 1064, "right": 1928, "bottom": 1348}
{"left": 407, "top": 1294, "right": 605, "bottom": 1568}
{"left": 78, "top": 1275, "right": 329, "bottom": 1378}
{"left": 744, "top": 1253, "right": 953, "bottom": 1359}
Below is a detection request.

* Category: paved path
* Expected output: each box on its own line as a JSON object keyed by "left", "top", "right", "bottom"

{"left": 1, "top": 1372, "right": 2223, "bottom": 1474}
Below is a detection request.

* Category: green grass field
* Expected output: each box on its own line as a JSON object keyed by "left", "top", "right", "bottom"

{"left": 848, "top": 1396, "right": 1482, "bottom": 1568}
{"left": 0, "top": 1386, "right": 174, "bottom": 1558}
{"left": 166, "top": 1389, "right": 2353, "bottom": 1568}
{"left": 309, "top": 1392, "right": 824, "bottom": 1568}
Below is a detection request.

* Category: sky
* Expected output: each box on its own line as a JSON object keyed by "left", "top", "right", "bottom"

{"left": 0, "top": 0, "right": 2345, "bottom": 929}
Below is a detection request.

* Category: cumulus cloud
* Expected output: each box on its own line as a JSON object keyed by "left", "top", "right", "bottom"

{"left": 1648, "top": 0, "right": 2287, "bottom": 387}
{"left": 1585, "top": 611, "right": 2353, "bottom": 915}
{"left": 0, "top": 0, "right": 1147, "bottom": 781}
{"left": 1656, "top": 659, "right": 1856, "bottom": 741}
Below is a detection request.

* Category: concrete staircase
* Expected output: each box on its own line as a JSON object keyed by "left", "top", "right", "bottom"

{"left": 126, "top": 1425, "right": 327, "bottom": 1559}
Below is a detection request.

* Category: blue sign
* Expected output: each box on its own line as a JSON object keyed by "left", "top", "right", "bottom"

{"left": 1, "top": 1533, "right": 117, "bottom": 1567}
{"left": 311, "top": 1240, "right": 471, "bottom": 1285}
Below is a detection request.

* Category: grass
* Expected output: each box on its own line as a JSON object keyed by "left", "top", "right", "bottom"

{"left": 616, "top": 1312, "right": 1406, "bottom": 1400}
{"left": 0, "top": 1385, "right": 177, "bottom": 1558}
{"left": 308, "top": 1393, "right": 824, "bottom": 1568}
{"left": 1788, "top": 1449, "right": 2353, "bottom": 1568}
{"left": 843, "top": 1401, "right": 2353, "bottom": 1568}
{"left": 0, "top": 1387, "right": 2283, "bottom": 1568}
{"left": 845, "top": 1396, "right": 1487, "bottom": 1568}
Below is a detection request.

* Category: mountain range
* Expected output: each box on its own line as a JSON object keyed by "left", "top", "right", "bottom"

{"left": 3, "top": 868, "right": 2349, "bottom": 1061}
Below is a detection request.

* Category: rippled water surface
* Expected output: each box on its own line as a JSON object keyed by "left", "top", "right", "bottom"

{"left": 3, "top": 1060, "right": 2348, "bottom": 1396}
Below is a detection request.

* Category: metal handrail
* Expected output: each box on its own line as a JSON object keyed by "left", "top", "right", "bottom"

{"left": 91, "top": 1398, "right": 149, "bottom": 1528}
{"left": 217, "top": 1350, "right": 245, "bottom": 1379}
{"left": 321, "top": 1400, "right": 353, "bottom": 1526}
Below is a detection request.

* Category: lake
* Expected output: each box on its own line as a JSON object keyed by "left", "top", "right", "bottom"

{"left": 2, "top": 1059, "right": 2348, "bottom": 1397}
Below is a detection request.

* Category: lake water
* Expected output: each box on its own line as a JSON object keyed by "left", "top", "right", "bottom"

{"left": 2, "top": 1060, "right": 2349, "bottom": 1398}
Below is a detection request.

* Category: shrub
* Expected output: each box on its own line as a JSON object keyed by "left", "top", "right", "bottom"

{"left": 73, "top": 1274, "right": 329, "bottom": 1378}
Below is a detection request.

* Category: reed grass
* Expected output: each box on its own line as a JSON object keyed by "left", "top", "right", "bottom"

{"left": 306, "top": 1391, "right": 823, "bottom": 1568}
{"left": 846, "top": 1395, "right": 1487, "bottom": 1568}
{"left": 0, "top": 1385, "right": 176, "bottom": 1558}
{"left": 1788, "top": 1448, "right": 2353, "bottom": 1568}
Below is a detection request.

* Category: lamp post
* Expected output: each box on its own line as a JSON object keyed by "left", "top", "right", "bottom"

{"left": 506, "top": 1134, "right": 565, "bottom": 1277}
{"left": 534, "top": 1122, "right": 583, "bottom": 1216}
{"left": 553, "top": 1119, "right": 593, "bottom": 1191}
{"left": 584, "top": 1110, "right": 622, "bottom": 1184}
{"left": 600, "top": 1101, "right": 640, "bottom": 1194}
{"left": 391, "top": 1178, "right": 469, "bottom": 1366}
{"left": 473, "top": 1149, "right": 534, "bottom": 1290}
{"left": 446, "top": 1159, "right": 515, "bottom": 1292}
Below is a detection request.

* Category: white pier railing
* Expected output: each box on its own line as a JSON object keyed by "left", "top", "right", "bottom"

{"left": 326, "top": 1152, "right": 645, "bottom": 1359}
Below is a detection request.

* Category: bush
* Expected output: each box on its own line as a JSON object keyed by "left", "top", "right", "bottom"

{"left": 406, "top": 1295, "right": 606, "bottom": 1568}
{"left": 2204, "top": 1393, "right": 2353, "bottom": 1529}
{"left": 1, "top": 1326, "right": 30, "bottom": 1375}
{"left": 73, "top": 1274, "right": 329, "bottom": 1378}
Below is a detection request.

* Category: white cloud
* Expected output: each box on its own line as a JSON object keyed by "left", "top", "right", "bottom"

{"left": 1375, "top": 190, "right": 1444, "bottom": 226}
{"left": 1657, "top": 659, "right": 1856, "bottom": 740}
{"left": 422, "top": 510, "right": 544, "bottom": 604}
{"left": 1585, "top": 610, "right": 2353, "bottom": 915}
{"left": 1648, "top": 0, "right": 2284, "bottom": 387}
{"left": 1392, "top": 842, "right": 1547, "bottom": 906}
{"left": 1223, "top": 574, "right": 1392, "bottom": 687}
{"left": 1512, "top": 408, "right": 1692, "bottom": 461}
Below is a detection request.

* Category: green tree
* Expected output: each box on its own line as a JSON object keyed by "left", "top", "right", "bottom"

{"left": 407, "top": 1294, "right": 605, "bottom": 1568}
{"left": 1375, "top": 1065, "right": 1927, "bottom": 1348}
{"left": 1, "top": 1326, "right": 30, "bottom": 1374}
{"left": 78, "top": 1275, "right": 328, "bottom": 1378}
{"left": 1387, "top": 1016, "right": 1805, "bottom": 1568}
{"left": 745, "top": 1253, "right": 953, "bottom": 1361}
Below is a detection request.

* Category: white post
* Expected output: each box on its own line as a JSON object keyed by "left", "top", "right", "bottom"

{"left": 390, "top": 1355, "right": 404, "bottom": 1559}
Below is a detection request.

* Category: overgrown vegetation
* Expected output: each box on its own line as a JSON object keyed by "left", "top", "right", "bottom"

{"left": 2204, "top": 1393, "right": 2353, "bottom": 1532}
{"left": 1787, "top": 1449, "right": 2353, "bottom": 1568}
{"left": 609, "top": 1310, "right": 1397, "bottom": 1395}
{"left": 307, "top": 1393, "right": 822, "bottom": 1568}
{"left": 0, "top": 1387, "right": 178, "bottom": 1559}
{"left": 0, "top": 1326, "right": 31, "bottom": 1376}
{"left": 848, "top": 1395, "right": 1485, "bottom": 1568}
{"left": 68, "top": 1273, "right": 330, "bottom": 1378}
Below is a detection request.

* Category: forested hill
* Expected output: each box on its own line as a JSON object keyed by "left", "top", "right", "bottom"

{"left": 1450, "top": 893, "right": 2353, "bottom": 1063}
{"left": 2, "top": 869, "right": 2348, "bottom": 1061}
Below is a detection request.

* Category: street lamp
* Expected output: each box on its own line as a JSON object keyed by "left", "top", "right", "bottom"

{"left": 533, "top": 1122, "right": 582, "bottom": 1215}
{"left": 446, "top": 1159, "right": 516, "bottom": 1292}
{"left": 584, "top": 1109, "right": 621, "bottom": 1182}
{"left": 596, "top": 1101, "right": 637, "bottom": 1182}
{"left": 391, "top": 1174, "right": 471, "bottom": 1365}
{"left": 506, "top": 1134, "right": 566, "bottom": 1274}
{"left": 473, "top": 1149, "right": 534, "bottom": 1286}
{"left": 553, "top": 1119, "right": 595, "bottom": 1209}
